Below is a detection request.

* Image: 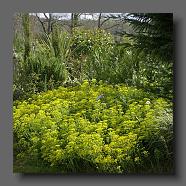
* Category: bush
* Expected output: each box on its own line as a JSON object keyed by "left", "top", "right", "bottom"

{"left": 13, "top": 31, "right": 70, "bottom": 100}
{"left": 13, "top": 80, "right": 173, "bottom": 173}
{"left": 70, "top": 29, "right": 115, "bottom": 82}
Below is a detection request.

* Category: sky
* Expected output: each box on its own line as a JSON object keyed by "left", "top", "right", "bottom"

{"left": 31, "top": 13, "right": 123, "bottom": 20}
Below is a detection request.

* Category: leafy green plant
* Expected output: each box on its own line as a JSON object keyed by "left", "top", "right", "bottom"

{"left": 13, "top": 80, "right": 173, "bottom": 173}
{"left": 13, "top": 30, "right": 73, "bottom": 100}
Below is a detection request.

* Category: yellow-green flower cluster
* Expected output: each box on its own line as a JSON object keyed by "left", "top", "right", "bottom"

{"left": 13, "top": 80, "right": 173, "bottom": 173}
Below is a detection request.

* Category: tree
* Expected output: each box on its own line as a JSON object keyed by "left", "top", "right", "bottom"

{"left": 35, "top": 13, "right": 59, "bottom": 35}
{"left": 123, "top": 13, "right": 173, "bottom": 62}
{"left": 120, "top": 13, "right": 173, "bottom": 99}
{"left": 97, "top": 13, "right": 122, "bottom": 30}
{"left": 22, "top": 13, "right": 30, "bottom": 61}
{"left": 70, "top": 13, "right": 82, "bottom": 34}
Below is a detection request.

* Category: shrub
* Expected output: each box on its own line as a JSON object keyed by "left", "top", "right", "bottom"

{"left": 13, "top": 31, "right": 71, "bottom": 100}
{"left": 70, "top": 28, "right": 115, "bottom": 82}
{"left": 14, "top": 81, "right": 173, "bottom": 173}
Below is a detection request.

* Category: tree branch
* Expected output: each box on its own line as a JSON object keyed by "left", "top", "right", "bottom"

{"left": 43, "top": 13, "right": 49, "bottom": 20}
{"left": 100, "top": 17, "right": 110, "bottom": 27}
{"left": 36, "top": 13, "right": 47, "bottom": 34}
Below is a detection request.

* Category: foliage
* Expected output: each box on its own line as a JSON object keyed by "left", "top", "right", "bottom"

{"left": 13, "top": 13, "right": 174, "bottom": 174}
{"left": 13, "top": 30, "right": 72, "bottom": 100}
{"left": 70, "top": 28, "right": 115, "bottom": 82}
{"left": 13, "top": 81, "right": 173, "bottom": 173}
{"left": 13, "top": 21, "right": 173, "bottom": 101}
{"left": 124, "top": 13, "right": 173, "bottom": 62}
{"left": 114, "top": 13, "right": 174, "bottom": 98}
{"left": 22, "top": 13, "right": 31, "bottom": 61}
{"left": 13, "top": 28, "right": 115, "bottom": 100}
